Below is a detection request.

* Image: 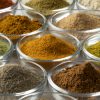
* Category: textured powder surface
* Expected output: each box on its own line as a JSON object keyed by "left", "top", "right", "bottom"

{"left": 79, "top": 0, "right": 100, "bottom": 10}
{"left": 26, "top": 0, "right": 69, "bottom": 15}
{"left": 56, "top": 13, "right": 100, "bottom": 31}
{"left": 21, "top": 34, "right": 76, "bottom": 60}
{"left": 0, "top": 15, "right": 42, "bottom": 35}
{"left": 0, "top": 64, "right": 42, "bottom": 93}
{"left": 53, "top": 62, "right": 100, "bottom": 93}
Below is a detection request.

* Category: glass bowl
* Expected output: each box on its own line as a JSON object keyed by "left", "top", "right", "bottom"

{"left": 20, "top": 0, "right": 75, "bottom": 17}
{"left": 19, "top": 92, "right": 76, "bottom": 100}
{"left": 48, "top": 60, "right": 100, "bottom": 100}
{"left": 48, "top": 9, "right": 100, "bottom": 41}
{"left": 0, "top": 0, "right": 18, "bottom": 12}
{"left": 0, "top": 60, "right": 47, "bottom": 100}
{"left": 76, "top": 0, "right": 100, "bottom": 10}
{"left": 0, "top": 34, "right": 13, "bottom": 63}
{"left": 16, "top": 30, "right": 80, "bottom": 70}
{"left": 0, "top": 9, "right": 46, "bottom": 44}
{"left": 82, "top": 33, "right": 100, "bottom": 62}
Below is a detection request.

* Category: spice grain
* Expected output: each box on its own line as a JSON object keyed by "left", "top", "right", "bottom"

{"left": 56, "top": 13, "right": 100, "bottom": 31}
{"left": 26, "top": 0, "right": 69, "bottom": 15}
{"left": 53, "top": 62, "right": 100, "bottom": 93}
{"left": 87, "top": 41, "right": 100, "bottom": 58}
{"left": 0, "top": 64, "right": 42, "bottom": 93}
{"left": 0, "top": 15, "right": 42, "bottom": 37}
{"left": 21, "top": 34, "right": 76, "bottom": 60}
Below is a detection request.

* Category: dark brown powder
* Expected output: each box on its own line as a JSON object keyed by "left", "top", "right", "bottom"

{"left": 52, "top": 62, "right": 100, "bottom": 93}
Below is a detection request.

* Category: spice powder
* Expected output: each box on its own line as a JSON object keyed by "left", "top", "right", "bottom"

{"left": 21, "top": 34, "right": 76, "bottom": 60}
{"left": 53, "top": 62, "right": 100, "bottom": 93}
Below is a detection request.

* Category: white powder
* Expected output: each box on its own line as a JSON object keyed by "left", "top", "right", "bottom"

{"left": 79, "top": 0, "right": 100, "bottom": 10}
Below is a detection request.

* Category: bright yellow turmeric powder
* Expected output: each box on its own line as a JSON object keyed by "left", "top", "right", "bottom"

{"left": 20, "top": 34, "right": 76, "bottom": 60}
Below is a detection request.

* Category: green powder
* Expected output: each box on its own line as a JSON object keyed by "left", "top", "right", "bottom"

{"left": 0, "top": 40, "right": 9, "bottom": 56}
{"left": 26, "top": 0, "right": 70, "bottom": 15}
{"left": 87, "top": 41, "right": 100, "bottom": 58}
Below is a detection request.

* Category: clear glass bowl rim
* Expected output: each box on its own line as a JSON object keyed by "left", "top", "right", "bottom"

{"left": 0, "top": 60, "right": 47, "bottom": 96}
{"left": 48, "top": 9, "right": 100, "bottom": 33}
{"left": 16, "top": 31, "right": 80, "bottom": 62}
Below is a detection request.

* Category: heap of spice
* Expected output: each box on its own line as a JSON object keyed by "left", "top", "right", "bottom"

{"left": 56, "top": 12, "right": 100, "bottom": 31}
{"left": 0, "top": 40, "right": 9, "bottom": 56}
{"left": 25, "top": 0, "right": 70, "bottom": 15}
{"left": 20, "top": 34, "right": 76, "bottom": 60}
{"left": 0, "top": 0, "right": 14, "bottom": 9}
{"left": 52, "top": 62, "right": 100, "bottom": 93}
{"left": 79, "top": 0, "right": 100, "bottom": 10}
{"left": 0, "top": 15, "right": 42, "bottom": 35}
{"left": 0, "top": 64, "right": 43, "bottom": 93}
{"left": 87, "top": 41, "right": 100, "bottom": 58}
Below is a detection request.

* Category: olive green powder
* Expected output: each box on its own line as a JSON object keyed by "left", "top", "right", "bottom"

{"left": 26, "top": 0, "right": 70, "bottom": 15}
{"left": 0, "top": 40, "right": 9, "bottom": 56}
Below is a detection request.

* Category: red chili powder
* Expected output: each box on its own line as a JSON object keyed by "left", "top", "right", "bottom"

{"left": 0, "top": 0, "right": 14, "bottom": 9}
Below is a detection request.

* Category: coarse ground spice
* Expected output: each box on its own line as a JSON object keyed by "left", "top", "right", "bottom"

{"left": 87, "top": 41, "right": 100, "bottom": 58}
{"left": 26, "top": 0, "right": 69, "bottom": 15}
{"left": 79, "top": 0, "right": 100, "bottom": 10}
{"left": 52, "top": 62, "right": 100, "bottom": 93}
{"left": 56, "top": 13, "right": 100, "bottom": 31}
{"left": 0, "top": 40, "right": 9, "bottom": 56}
{"left": 20, "top": 34, "right": 76, "bottom": 60}
{"left": 0, "top": 64, "right": 42, "bottom": 93}
{"left": 0, "top": 15, "right": 42, "bottom": 35}
{"left": 0, "top": 0, "right": 14, "bottom": 9}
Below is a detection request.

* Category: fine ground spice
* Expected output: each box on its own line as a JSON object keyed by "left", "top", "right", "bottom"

{"left": 0, "top": 64, "right": 42, "bottom": 93}
{"left": 79, "top": 0, "right": 100, "bottom": 10}
{"left": 52, "top": 62, "right": 100, "bottom": 93}
{"left": 21, "top": 34, "right": 76, "bottom": 60}
{"left": 0, "top": 15, "right": 42, "bottom": 35}
{"left": 0, "top": 0, "right": 14, "bottom": 9}
{"left": 0, "top": 40, "right": 9, "bottom": 56}
{"left": 87, "top": 41, "right": 100, "bottom": 58}
{"left": 56, "top": 12, "right": 100, "bottom": 31}
{"left": 26, "top": 0, "right": 69, "bottom": 15}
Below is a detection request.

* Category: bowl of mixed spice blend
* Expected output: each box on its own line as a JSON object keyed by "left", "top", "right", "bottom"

{"left": 16, "top": 31, "right": 80, "bottom": 70}
{"left": 0, "top": 34, "right": 13, "bottom": 63}
{"left": 20, "top": 0, "right": 74, "bottom": 16}
{"left": 0, "top": 60, "right": 47, "bottom": 100}
{"left": 0, "top": 9, "right": 46, "bottom": 44}
{"left": 19, "top": 92, "right": 76, "bottom": 100}
{"left": 82, "top": 34, "right": 100, "bottom": 63}
{"left": 0, "top": 0, "right": 18, "bottom": 12}
{"left": 76, "top": 0, "right": 100, "bottom": 10}
{"left": 48, "top": 10, "right": 100, "bottom": 41}
{"left": 48, "top": 60, "right": 100, "bottom": 100}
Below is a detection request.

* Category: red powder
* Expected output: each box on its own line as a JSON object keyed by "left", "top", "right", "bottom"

{"left": 0, "top": 0, "right": 14, "bottom": 9}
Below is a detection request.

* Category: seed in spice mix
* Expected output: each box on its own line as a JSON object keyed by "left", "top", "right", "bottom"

{"left": 20, "top": 34, "right": 76, "bottom": 60}
{"left": 79, "top": 0, "right": 100, "bottom": 10}
{"left": 87, "top": 41, "right": 100, "bottom": 58}
{"left": 52, "top": 62, "right": 100, "bottom": 93}
{"left": 0, "top": 0, "right": 14, "bottom": 9}
{"left": 25, "top": 0, "right": 70, "bottom": 15}
{"left": 56, "top": 12, "right": 100, "bottom": 31}
{"left": 0, "top": 40, "right": 9, "bottom": 56}
{"left": 0, "top": 64, "right": 43, "bottom": 93}
{"left": 0, "top": 15, "right": 42, "bottom": 40}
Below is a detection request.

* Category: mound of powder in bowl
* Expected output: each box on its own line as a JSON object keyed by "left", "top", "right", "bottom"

{"left": 0, "top": 64, "right": 43, "bottom": 93}
{"left": 20, "top": 34, "right": 76, "bottom": 60}
{"left": 56, "top": 12, "right": 100, "bottom": 31}
{"left": 79, "top": 0, "right": 100, "bottom": 10}
{"left": 52, "top": 62, "right": 100, "bottom": 93}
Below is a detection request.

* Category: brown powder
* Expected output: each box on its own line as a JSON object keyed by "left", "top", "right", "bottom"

{"left": 56, "top": 13, "right": 100, "bottom": 31}
{"left": 52, "top": 62, "right": 100, "bottom": 93}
